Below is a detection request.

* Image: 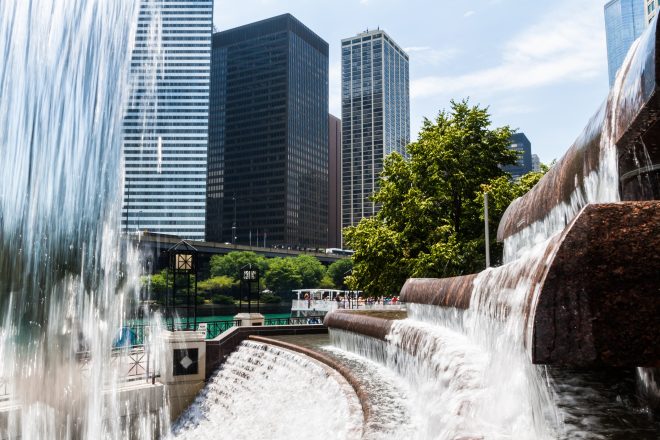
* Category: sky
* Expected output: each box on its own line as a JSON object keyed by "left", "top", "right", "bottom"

{"left": 213, "top": 0, "right": 611, "bottom": 164}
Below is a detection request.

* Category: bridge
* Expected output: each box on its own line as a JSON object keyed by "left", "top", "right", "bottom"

{"left": 128, "top": 232, "right": 347, "bottom": 271}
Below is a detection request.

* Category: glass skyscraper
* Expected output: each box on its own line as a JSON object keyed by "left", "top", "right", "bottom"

{"left": 645, "top": 0, "right": 660, "bottom": 23}
{"left": 503, "top": 133, "right": 533, "bottom": 180}
{"left": 605, "top": 0, "right": 647, "bottom": 86}
{"left": 341, "top": 30, "right": 410, "bottom": 229}
{"left": 206, "top": 14, "right": 329, "bottom": 248}
{"left": 122, "top": 0, "right": 212, "bottom": 240}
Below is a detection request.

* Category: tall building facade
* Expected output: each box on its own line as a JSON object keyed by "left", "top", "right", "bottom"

{"left": 122, "top": 0, "right": 213, "bottom": 240}
{"left": 341, "top": 30, "right": 410, "bottom": 229}
{"left": 531, "top": 154, "right": 541, "bottom": 173}
{"left": 645, "top": 0, "right": 660, "bottom": 22}
{"left": 504, "top": 133, "right": 533, "bottom": 179}
{"left": 605, "top": 0, "right": 647, "bottom": 86}
{"left": 207, "top": 14, "right": 329, "bottom": 248}
{"left": 328, "top": 114, "right": 342, "bottom": 248}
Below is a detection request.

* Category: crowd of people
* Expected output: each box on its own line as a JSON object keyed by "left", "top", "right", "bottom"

{"left": 332, "top": 294, "right": 401, "bottom": 309}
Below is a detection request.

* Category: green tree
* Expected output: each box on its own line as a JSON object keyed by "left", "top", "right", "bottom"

{"left": 344, "top": 99, "right": 520, "bottom": 295}
{"left": 210, "top": 295, "right": 235, "bottom": 305}
{"left": 197, "top": 275, "right": 238, "bottom": 297}
{"left": 264, "top": 258, "right": 303, "bottom": 294}
{"left": 141, "top": 269, "right": 194, "bottom": 294}
{"left": 292, "top": 255, "right": 325, "bottom": 287}
{"left": 141, "top": 270, "right": 169, "bottom": 296}
{"left": 141, "top": 269, "right": 196, "bottom": 304}
{"left": 478, "top": 166, "right": 549, "bottom": 263}
{"left": 259, "top": 292, "right": 282, "bottom": 304}
{"left": 327, "top": 258, "right": 353, "bottom": 288}
{"left": 318, "top": 274, "right": 336, "bottom": 289}
{"left": 209, "top": 251, "right": 268, "bottom": 279}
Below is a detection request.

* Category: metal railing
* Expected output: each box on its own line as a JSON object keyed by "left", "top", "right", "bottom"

{"left": 77, "top": 344, "right": 158, "bottom": 385}
{"left": 127, "top": 315, "right": 326, "bottom": 341}
{"left": 263, "top": 316, "right": 323, "bottom": 326}
{"left": 0, "top": 315, "right": 324, "bottom": 402}
{"left": 206, "top": 319, "right": 242, "bottom": 339}
{"left": 292, "top": 299, "right": 405, "bottom": 312}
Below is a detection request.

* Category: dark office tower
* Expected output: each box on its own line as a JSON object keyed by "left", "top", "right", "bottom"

{"left": 328, "top": 114, "right": 342, "bottom": 248}
{"left": 504, "top": 133, "right": 533, "bottom": 179}
{"left": 341, "top": 30, "right": 410, "bottom": 229}
{"left": 206, "top": 14, "right": 329, "bottom": 248}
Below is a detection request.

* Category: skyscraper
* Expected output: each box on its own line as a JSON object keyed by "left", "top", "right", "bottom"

{"left": 341, "top": 29, "right": 410, "bottom": 229}
{"left": 531, "top": 154, "right": 541, "bottom": 173}
{"left": 328, "top": 114, "right": 342, "bottom": 248}
{"left": 206, "top": 14, "right": 329, "bottom": 248}
{"left": 504, "top": 133, "right": 533, "bottom": 179}
{"left": 122, "top": 0, "right": 213, "bottom": 240}
{"left": 604, "top": 0, "right": 647, "bottom": 86}
{"left": 645, "top": 0, "right": 660, "bottom": 23}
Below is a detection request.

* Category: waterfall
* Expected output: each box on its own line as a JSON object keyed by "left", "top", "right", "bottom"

{"left": 172, "top": 341, "right": 363, "bottom": 440}
{"left": 329, "top": 17, "right": 660, "bottom": 440}
{"left": 0, "top": 0, "right": 167, "bottom": 438}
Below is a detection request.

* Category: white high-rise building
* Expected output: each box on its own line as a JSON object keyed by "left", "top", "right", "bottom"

{"left": 122, "top": 0, "right": 212, "bottom": 240}
{"left": 532, "top": 154, "right": 541, "bottom": 173}
{"left": 341, "top": 29, "right": 410, "bottom": 229}
{"left": 645, "top": 0, "right": 660, "bottom": 22}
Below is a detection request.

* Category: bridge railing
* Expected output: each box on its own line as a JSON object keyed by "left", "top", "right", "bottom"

{"left": 125, "top": 315, "right": 326, "bottom": 342}
{"left": 77, "top": 344, "right": 159, "bottom": 385}
{"left": 206, "top": 319, "right": 242, "bottom": 339}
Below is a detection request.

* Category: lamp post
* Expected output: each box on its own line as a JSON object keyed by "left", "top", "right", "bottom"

{"left": 165, "top": 240, "right": 199, "bottom": 332}
{"left": 484, "top": 192, "right": 490, "bottom": 268}
{"left": 239, "top": 264, "right": 260, "bottom": 315}
{"left": 232, "top": 193, "right": 237, "bottom": 246}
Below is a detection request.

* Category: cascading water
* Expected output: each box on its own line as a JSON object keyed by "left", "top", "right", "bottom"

{"left": 0, "top": 0, "right": 168, "bottom": 438}
{"left": 172, "top": 341, "right": 364, "bottom": 440}
{"left": 330, "top": 18, "right": 659, "bottom": 440}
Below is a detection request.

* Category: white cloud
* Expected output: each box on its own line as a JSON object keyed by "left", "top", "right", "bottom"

{"left": 411, "top": 0, "right": 606, "bottom": 99}
{"left": 404, "top": 46, "right": 459, "bottom": 66}
{"left": 464, "top": 10, "right": 476, "bottom": 18}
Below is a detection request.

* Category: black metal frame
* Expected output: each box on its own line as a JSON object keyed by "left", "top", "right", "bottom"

{"left": 164, "top": 240, "right": 199, "bottom": 332}
{"left": 238, "top": 263, "right": 260, "bottom": 314}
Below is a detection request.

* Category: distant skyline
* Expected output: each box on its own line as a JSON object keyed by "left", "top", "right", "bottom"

{"left": 214, "top": 0, "right": 611, "bottom": 164}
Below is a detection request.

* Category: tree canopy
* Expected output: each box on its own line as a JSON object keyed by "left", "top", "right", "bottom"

{"left": 344, "top": 99, "right": 531, "bottom": 295}
{"left": 292, "top": 255, "right": 326, "bottom": 287}
{"left": 264, "top": 257, "right": 303, "bottom": 294}
{"left": 327, "top": 258, "right": 353, "bottom": 288}
{"left": 209, "top": 251, "right": 268, "bottom": 279}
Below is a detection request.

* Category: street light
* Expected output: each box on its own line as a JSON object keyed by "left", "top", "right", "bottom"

{"left": 232, "top": 193, "right": 237, "bottom": 246}
{"left": 165, "top": 240, "right": 199, "bottom": 332}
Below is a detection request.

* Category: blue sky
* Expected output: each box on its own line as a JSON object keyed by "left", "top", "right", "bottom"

{"left": 214, "top": 0, "right": 610, "bottom": 164}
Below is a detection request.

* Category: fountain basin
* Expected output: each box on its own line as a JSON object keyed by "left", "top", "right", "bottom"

{"left": 533, "top": 201, "right": 660, "bottom": 367}
{"left": 498, "top": 17, "right": 660, "bottom": 242}
{"left": 323, "top": 311, "right": 396, "bottom": 341}
{"left": 400, "top": 201, "right": 660, "bottom": 368}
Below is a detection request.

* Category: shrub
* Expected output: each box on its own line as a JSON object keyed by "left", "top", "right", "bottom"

{"left": 259, "top": 292, "right": 282, "bottom": 304}
{"left": 212, "top": 294, "right": 235, "bottom": 305}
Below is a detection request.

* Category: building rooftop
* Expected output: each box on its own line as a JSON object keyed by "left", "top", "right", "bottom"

{"left": 213, "top": 13, "right": 328, "bottom": 56}
{"left": 341, "top": 28, "right": 408, "bottom": 60}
